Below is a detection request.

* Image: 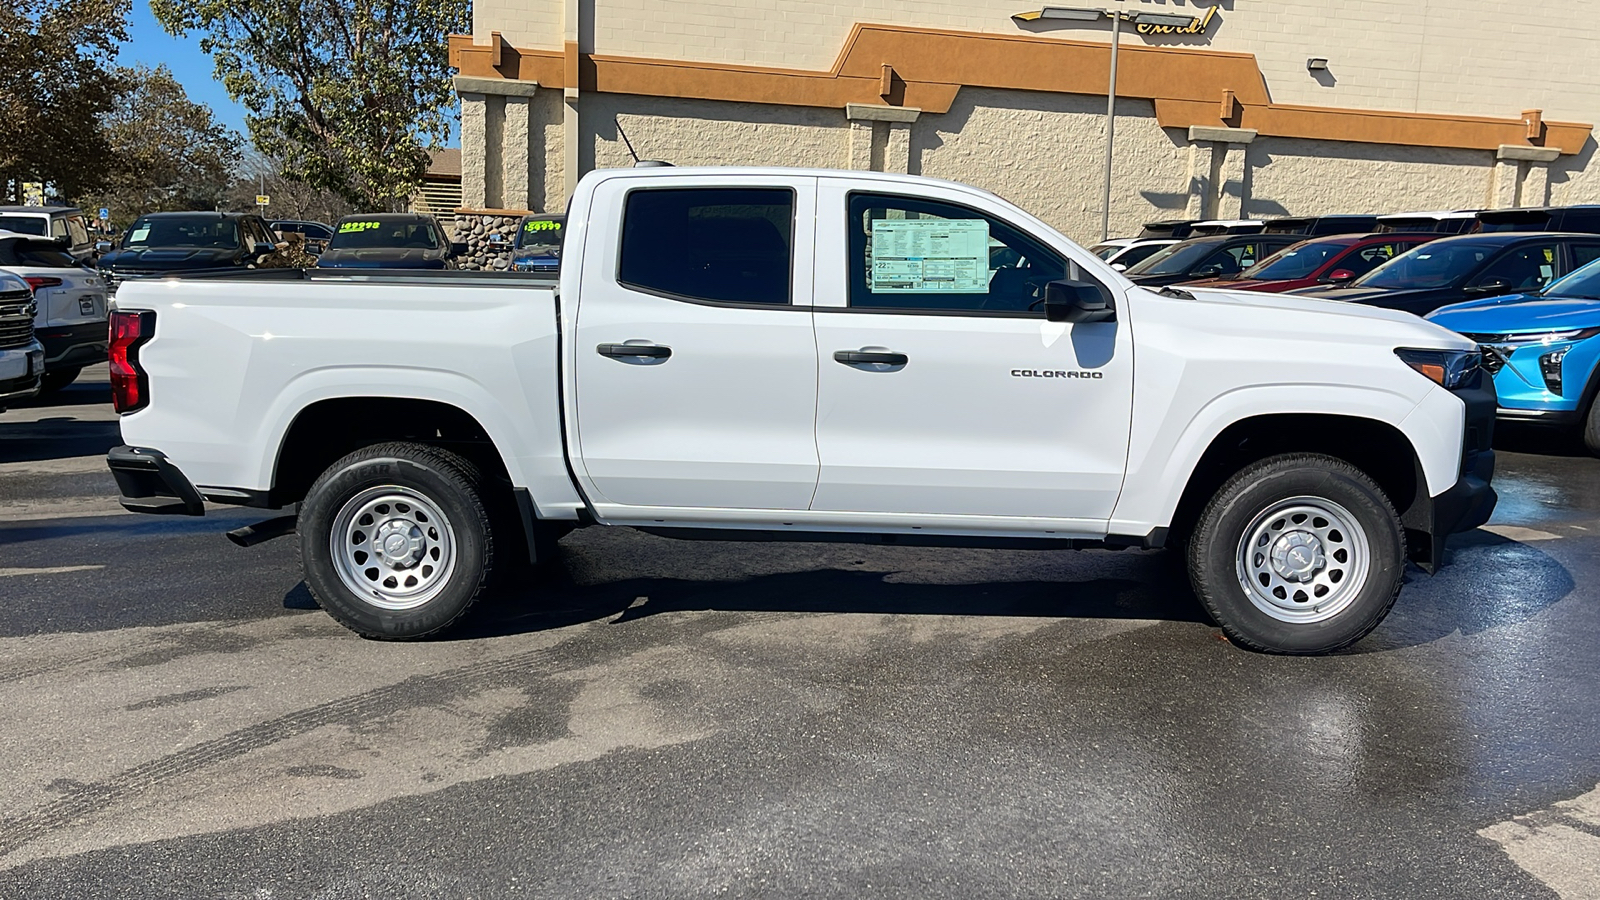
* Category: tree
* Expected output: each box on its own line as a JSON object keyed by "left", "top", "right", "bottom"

{"left": 83, "top": 65, "right": 243, "bottom": 225}
{"left": 0, "top": 0, "right": 129, "bottom": 202}
{"left": 222, "top": 151, "right": 355, "bottom": 224}
{"left": 152, "top": 0, "right": 470, "bottom": 210}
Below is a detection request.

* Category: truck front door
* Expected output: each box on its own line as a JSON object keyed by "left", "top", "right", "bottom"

{"left": 571, "top": 176, "right": 820, "bottom": 513}
{"left": 809, "top": 182, "right": 1134, "bottom": 529}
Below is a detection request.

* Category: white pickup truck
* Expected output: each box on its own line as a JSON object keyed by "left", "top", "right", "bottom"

{"left": 105, "top": 167, "right": 1496, "bottom": 654}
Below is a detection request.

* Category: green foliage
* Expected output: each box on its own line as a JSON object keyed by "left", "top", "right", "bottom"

{"left": 83, "top": 65, "right": 243, "bottom": 226}
{"left": 0, "top": 0, "right": 130, "bottom": 201}
{"left": 152, "top": 0, "right": 470, "bottom": 210}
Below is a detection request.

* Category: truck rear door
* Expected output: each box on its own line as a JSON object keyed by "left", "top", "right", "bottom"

{"left": 808, "top": 178, "right": 1134, "bottom": 526}
{"left": 570, "top": 174, "right": 821, "bottom": 513}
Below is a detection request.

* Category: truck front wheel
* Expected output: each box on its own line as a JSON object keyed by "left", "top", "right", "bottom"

{"left": 299, "top": 442, "right": 497, "bottom": 639}
{"left": 1187, "top": 454, "right": 1405, "bottom": 654}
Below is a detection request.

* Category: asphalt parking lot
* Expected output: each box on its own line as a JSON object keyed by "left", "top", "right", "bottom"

{"left": 1, "top": 366, "right": 1597, "bottom": 898}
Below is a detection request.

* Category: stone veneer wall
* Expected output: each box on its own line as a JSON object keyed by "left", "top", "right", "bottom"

{"left": 452, "top": 211, "right": 529, "bottom": 270}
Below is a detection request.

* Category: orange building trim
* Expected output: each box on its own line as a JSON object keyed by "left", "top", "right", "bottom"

{"left": 448, "top": 24, "right": 1590, "bottom": 155}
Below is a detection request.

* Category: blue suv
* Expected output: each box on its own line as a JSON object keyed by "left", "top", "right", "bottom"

{"left": 1428, "top": 256, "right": 1600, "bottom": 450}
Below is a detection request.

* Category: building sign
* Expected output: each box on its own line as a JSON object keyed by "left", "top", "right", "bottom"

{"left": 1135, "top": 6, "right": 1216, "bottom": 34}
{"left": 1012, "top": 5, "right": 1219, "bottom": 35}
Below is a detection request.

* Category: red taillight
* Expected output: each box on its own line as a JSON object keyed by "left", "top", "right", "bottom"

{"left": 24, "top": 276, "right": 63, "bottom": 290}
{"left": 109, "top": 310, "right": 155, "bottom": 413}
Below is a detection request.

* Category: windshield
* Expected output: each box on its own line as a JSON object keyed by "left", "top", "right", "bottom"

{"left": 0, "top": 215, "right": 48, "bottom": 237}
{"left": 1246, "top": 240, "right": 1347, "bottom": 280}
{"left": 1353, "top": 241, "right": 1498, "bottom": 290}
{"left": 515, "top": 218, "right": 564, "bottom": 252}
{"left": 1543, "top": 257, "right": 1600, "bottom": 300}
{"left": 1125, "top": 240, "right": 1220, "bottom": 276}
{"left": 329, "top": 219, "right": 440, "bottom": 251}
{"left": 123, "top": 216, "right": 241, "bottom": 250}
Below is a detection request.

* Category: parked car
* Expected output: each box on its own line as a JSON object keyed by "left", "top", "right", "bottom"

{"left": 1188, "top": 219, "right": 1266, "bottom": 237}
{"left": 270, "top": 220, "right": 335, "bottom": 254}
{"left": 1086, "top": 237, "right": 1177, "bottom": 271}
{"left": 1138, "top": 219, "right": 1198, "bottom": 240}
{"left": 1474, "top": 206, "right": 1600, "bottom": 235}
{"left": 97, "top": 212, "right": 284, "bottom": 294}
{"left": 1261, "top": 215, "right": 1379, "bottom": 236}
{"left": 1122, "top": 234, "right": 1302, "bottom": 287}
{"left": 1294, "top": 232, "right": 1600, "bottom": 316}
{"left": 0, "top": 270, "right": 44, "bottom": 411}
{"left": 1376, "top": 210, "right": 1481, "bottom": 235}
{"left": 1428, "top": 257, "right": 1600, "bottom": 449}
{"left": 1181, "top": 233, "right": 1441, "bottom": 293}
{"left": 0, "top": 206, "right": 96, "bottom": 263}
{"left": 0, "top": 230, "right": 108, "bottom": 391}
{"left": 104, "top": 166, "right": 1495, "bottom": 654}
{"left": 316, "top": 214, "right": 466, "bottom": 270}
{"left": 510, "top": 214, "right": 565, "bottom": 273}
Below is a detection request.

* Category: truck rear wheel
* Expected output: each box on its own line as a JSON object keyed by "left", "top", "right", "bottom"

{"left": 299, "top": 442, "right": 496, "bottom": 639}
{"left": 1187, "top": 454, "right": 1404, "bottom": 654}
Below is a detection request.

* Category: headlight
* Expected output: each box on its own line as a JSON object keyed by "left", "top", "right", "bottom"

{"left": 1395, "top": 348, "right": 1481, "bottom": 389}
{"left": 1497, "top": 327, "right": 1600, "bottom": 344}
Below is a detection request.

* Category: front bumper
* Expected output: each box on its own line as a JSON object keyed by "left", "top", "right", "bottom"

{"left": 106, "top": 445, "right": 205, "bottom": 515}
{"left": 37, "top": 321, "right": 109, "bottom": 369}
{"left": 0, "top": 342, "right": 45, "bottom": 405}
{"left": 1403, "top": 371, "right": 1498, "bottom": 572}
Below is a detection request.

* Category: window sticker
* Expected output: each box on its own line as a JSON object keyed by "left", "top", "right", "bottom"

{"left": 129, "top": 227, "right": 150, "bottom": 242}
{"left": 869, "top": 218, "right": 990, "bottom": 293}
{"left": 523, "top": 219, "right": 562, "bottom": 232}
{"left": 339, "top": 221, "right": 381, "bottom": 233}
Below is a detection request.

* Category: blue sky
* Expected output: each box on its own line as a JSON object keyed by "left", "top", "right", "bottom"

{"left": 117, "top": 0, "right": 460, "bottom": 149}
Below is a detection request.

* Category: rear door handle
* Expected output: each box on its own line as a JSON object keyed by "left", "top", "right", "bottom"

{"left": 833, "top": 349, "right": 908, "bottom": 367}
{"left": 598, "top": 342, "right": 672, "bottom": 359}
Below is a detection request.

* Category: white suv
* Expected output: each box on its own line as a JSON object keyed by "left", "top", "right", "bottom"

{"left": 0, "top": 271, "right": 45, "bottom": 410}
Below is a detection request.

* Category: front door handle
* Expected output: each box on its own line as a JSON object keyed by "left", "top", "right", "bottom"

{"left": 833, "top": 349, "right": 908, "bottom": 367}
{"left": 598, "top": 342, "right": 672, "bottom": 359}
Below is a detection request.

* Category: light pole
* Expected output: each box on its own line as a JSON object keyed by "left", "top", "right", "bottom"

{"left": 1027, "top": 7, "right": 1197, "bottom": 240}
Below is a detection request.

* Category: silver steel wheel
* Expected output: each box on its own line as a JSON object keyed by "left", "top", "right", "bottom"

{"left": 329, "top": 486, "right": 457, "bottom": 611}
{"left": 1235, "top": 495, "right": 1371, "bottom": 625}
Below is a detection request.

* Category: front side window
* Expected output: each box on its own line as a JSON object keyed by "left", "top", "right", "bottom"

{"left": 66, "top": 218, "right": 89, "bottom": 246}
{"left": 1472, "top": 243, "right": 1559, "bottom": 292}
{"left": 619, "top": 188, "right": 793, "bottom": 305}
{"left": 847, "top": 193, "right": 1068, "bottom": 314}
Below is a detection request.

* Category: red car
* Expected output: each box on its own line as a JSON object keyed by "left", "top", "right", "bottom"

{"left": 1182, "top": 233, "right": 1442, "bottom": 293}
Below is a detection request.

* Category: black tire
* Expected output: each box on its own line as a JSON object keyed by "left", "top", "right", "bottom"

{"left": 39, "top": 367, "right": 81, "bottom": 393}
{"left": 299, "top": 442, "right": 497, "bottom": 639}
{"left": 1187, "top": 453, "right": 1405, "bottom": 654}
{"left": 1582, "top": 394, "right": 1600, "bottom": 456}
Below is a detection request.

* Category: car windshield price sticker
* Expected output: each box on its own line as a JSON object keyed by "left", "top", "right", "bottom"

{"left": 870, "top": 218, "right": 989, "bottom": 293}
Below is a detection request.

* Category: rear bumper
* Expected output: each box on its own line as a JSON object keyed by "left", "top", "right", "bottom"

{"left": 37, "top": 321, "right": 109, "bottom": 369}
{"left": 106, "top": 445, "right": 205, "bottom": 515}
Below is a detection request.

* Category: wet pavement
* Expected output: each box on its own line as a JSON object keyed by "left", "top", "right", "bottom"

{"left": 0, "top": 368, "right": 1597, "bottom": 898}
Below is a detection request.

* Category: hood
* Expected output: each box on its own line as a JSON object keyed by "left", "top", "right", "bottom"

{"left": 1177, "top": 285, "right": 1475, "bottom": 349}
{"left": 316, "top": 248, "right": 447, "bottom": 269}
{"left": 1427, "top": 294, "right": 1600, "bottom": 334}
{"left": 102, "top": 246, "right": 242, "bottom": 270}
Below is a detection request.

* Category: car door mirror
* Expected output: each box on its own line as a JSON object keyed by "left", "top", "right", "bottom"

{"left": 95, "top": 240, "right": 112, "bottom": 254}
{"left": 1192, "top": 264, "right": 1224, "bottom": 278}
{"left": 1111, "top": 262, "right": 1128, "bottom": 272}
{"left": 1325, "top": 268, "right": 1357, "bottom": 282}
{"left": 1044, "top": 280, "right": 1115, "bottom": 323}
{"left": 251, "top": 241, "right": 277, "bottom": 257}
{"left": 450, "top": 241, "right": 469, "bottom": 257}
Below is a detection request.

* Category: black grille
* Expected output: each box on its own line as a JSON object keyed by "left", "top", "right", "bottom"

{"left": 0, "top": 290, "right": 35, "bottom": 350}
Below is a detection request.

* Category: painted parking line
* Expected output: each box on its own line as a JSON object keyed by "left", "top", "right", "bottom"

{"left": 1481, "top": 783, "right": 1600, "bottom": 900}
{"left": 0, "top": 566, "right": 106, "bottom": 578}
{"left": 1482, "top": 524, "right": 1564, "bottom": 542}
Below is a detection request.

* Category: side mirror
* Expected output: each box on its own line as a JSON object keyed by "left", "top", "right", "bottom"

{"left": 1192, "top": 264, "right": 1224, "bottom": 278}
{"left": 1111, "top": 262, "right": 1128, "bottom": 272}
{"left": 450, "top": 241, "right": 469, "bottom": 257}
{"left": 252, "top": 241, "right": 276, "bottom": 257}
{"left": 1044, "top": 280, "right": 1115, "bottom": 324}
{"left": 1325, "top": 268, "right": 1357, "bottom": 283}
{"left": 95, "top": 240, "right": 112, "bottom": 254}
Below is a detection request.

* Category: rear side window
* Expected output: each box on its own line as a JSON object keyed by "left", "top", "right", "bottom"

{"left": 619, "top": 188, "right": 793, "bottom": 305}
